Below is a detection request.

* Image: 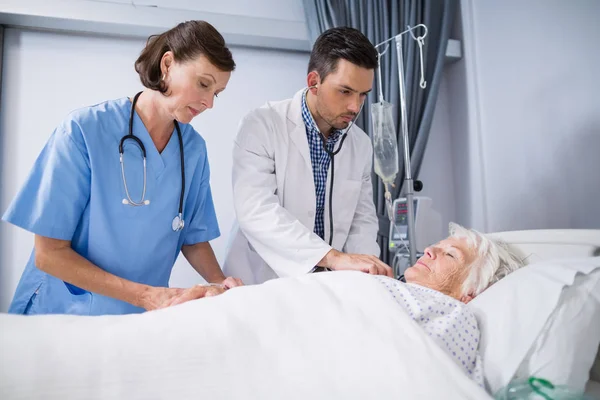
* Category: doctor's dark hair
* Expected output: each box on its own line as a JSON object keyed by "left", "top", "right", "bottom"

{"left": 135, "top": 20, "right": 235, "bottom": 93}
{"left": 307, "top": 27, "right": 378, "bottom": 82}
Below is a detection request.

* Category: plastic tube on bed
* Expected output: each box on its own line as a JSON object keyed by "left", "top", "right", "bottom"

{"left": 494, "top": 377, "right": 593, "bottom": 399}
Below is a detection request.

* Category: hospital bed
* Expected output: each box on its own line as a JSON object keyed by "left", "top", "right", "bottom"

{"left": 0, "top": 228, "right": 599, "bottom": 399}
{"left": 483, "top": 229, "right": 600, "bottom": 399}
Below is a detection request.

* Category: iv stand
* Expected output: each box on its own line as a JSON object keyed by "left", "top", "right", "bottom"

{"left": 375, "top": 24, "right": 428, "bottom": 268}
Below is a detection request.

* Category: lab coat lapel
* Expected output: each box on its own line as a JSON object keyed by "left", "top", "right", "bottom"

{"left": 287, "top": 90, "right": 312, "bottom": 173}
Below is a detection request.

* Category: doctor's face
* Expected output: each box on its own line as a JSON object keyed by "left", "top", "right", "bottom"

{"left": 404, "top": 237, "right": 478, "bottom": 302}
{"left": 162, "top": 53, "right": 231, "bottom": 124}
{"left": 310, "top": 59, "right": 373, "bottom": 130}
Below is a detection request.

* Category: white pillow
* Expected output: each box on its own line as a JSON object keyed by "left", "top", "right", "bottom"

{"left": 468, "top": 257, "right": 600, "bottom": 394}
{"left": 514, "top": 268, "right": 600, "bottom": 392}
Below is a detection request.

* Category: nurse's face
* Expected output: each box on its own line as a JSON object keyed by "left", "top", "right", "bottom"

{"left": 404, "top": 237, "right": 478, "bottom": 303}
{"left": 161, "top": 52, "right": 231, "bottom": 124}
{"left": 308, "top": 59, "right": 373, "bottom": 131}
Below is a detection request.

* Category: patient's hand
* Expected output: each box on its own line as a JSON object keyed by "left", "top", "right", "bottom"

{"left": 140, "top": 285, "right": 226, "bottom": 311}
{"left": 219, "top": 276, "right": 244, "bottom": 289}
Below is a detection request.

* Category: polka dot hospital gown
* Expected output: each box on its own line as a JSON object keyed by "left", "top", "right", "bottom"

{"left": 375, "top": 276, "right": 485, "bottom": 387}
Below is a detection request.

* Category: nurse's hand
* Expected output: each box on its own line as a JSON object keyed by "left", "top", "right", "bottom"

{"left": 319, "top": 249, "right": 393, "bottom": 278}
{"left": 140, "top": 285, "right": 226, "bottom": 311}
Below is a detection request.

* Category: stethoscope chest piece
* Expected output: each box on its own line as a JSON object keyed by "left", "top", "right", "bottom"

{"left": 172, "top": 214, "right": 185, "bottom": 232}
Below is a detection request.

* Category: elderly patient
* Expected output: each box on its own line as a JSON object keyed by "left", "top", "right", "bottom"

{"left": 202, "top": 222, "right": 522, "bottom": 385}
{"left": 374, "top": 222, "right": 523, "bottom": 384}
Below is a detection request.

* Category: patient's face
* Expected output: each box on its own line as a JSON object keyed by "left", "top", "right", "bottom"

{"left": 404, "top": 237, "right": 477, "bottom": 302}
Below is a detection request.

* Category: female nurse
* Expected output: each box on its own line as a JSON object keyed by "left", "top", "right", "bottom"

{"left": 2, "top": 20, "right": 243, "bottom": 315}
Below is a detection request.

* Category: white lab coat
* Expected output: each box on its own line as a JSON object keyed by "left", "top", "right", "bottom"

{"left": 222, "top": 89, "right": 380, "bottom": 284}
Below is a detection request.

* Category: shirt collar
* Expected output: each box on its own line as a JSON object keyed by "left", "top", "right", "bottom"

{"left": 301, "top": 89, "right": 343, "bottom": 141}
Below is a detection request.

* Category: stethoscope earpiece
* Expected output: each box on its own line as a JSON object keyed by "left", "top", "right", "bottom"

{"left": 121, "top": 91, "right": 185, "bottom": 232}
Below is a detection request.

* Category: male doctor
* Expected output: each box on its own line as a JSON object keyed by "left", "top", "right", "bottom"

{"left": 223, "top": 27, "right": 392, "bottom": 284}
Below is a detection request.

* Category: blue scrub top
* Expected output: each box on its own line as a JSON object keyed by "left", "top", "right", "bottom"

{"left": 2, "top": 97, "right": 220, "bottom": 315}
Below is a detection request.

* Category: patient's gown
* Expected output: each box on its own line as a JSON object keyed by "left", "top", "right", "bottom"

{"left": 375, "top": 276, "right": 485, "bottom": 387}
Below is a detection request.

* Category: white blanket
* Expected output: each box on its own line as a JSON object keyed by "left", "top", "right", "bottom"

{"left": 0, "top": 271, "right": 491, "bottom": 399}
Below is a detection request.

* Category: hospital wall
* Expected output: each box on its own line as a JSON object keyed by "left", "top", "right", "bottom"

{"left": 446, "top": 0, "right": 600, "bottom": 232}
{"left": 416, "top": 76, "right": 457, "bottom": 239}
{"left": 0, "top": 28, "right": 309, "bottom": 311}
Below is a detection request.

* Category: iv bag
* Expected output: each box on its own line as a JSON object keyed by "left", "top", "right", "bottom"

{"left": 371, "top": 100, "right": 399, "bottom": 185}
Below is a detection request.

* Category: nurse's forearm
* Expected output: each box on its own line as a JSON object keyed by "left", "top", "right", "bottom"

{"left": 182, "top": 242, "right": 226, "bottom": 283}
{"left": 34, "top": 235, "right": 148, "bottom": 308}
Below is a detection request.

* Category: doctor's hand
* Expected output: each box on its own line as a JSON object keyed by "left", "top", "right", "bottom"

{"left": 218, "top": 276, "right": 244, "bottom": 289}
{"left": 139, "top": 285, "right": 226, "bottom": 311}
{"left": 319, "top": 249, "right": 393, "bottom": 278}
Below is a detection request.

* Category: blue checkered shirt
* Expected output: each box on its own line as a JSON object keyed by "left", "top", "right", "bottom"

{"left": 301, "top": 90, "right": 343, "bottom": 240}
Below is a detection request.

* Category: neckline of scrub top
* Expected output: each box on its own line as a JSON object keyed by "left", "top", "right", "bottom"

{"left": 125, "top": 97, "right": 181, "bottom": 178}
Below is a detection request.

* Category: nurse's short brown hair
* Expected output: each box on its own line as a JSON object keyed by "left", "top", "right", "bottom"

{"left": 135, "top": 20, "right": 236, "bottom": 93}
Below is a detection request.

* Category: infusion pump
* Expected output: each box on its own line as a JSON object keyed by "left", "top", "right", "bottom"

{"left": 388, "top": 196, "right": 442, "bottom": 253}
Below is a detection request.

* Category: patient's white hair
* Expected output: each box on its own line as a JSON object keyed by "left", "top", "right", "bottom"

{"left": 449, "top": 223, "right": 524, "bottom": 297}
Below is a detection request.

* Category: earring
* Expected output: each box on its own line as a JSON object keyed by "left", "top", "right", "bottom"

{"left": 162, "top": 74, "right": 166, "bottom": 81}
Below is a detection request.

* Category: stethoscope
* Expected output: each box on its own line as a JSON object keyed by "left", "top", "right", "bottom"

{"left": 307, "top": 87, "right": 365, "bottom": 274}
{"left": 119, "top": 91, "right": 186, "bottom": 232}
{"left": 305, "top": 86, "right": 365, "bottom": 246}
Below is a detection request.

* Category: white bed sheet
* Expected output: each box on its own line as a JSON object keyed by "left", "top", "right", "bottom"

{"left": 0, "top": 271, "right": 490, "bottom": 400}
